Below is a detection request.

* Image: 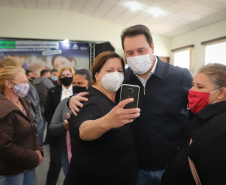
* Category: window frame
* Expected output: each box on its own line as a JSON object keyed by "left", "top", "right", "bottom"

{"left": 201, "top": 36, "right": 226, "bottom": 65}
{"left": 171, "top": 45, "right": 194, "bottom": 72}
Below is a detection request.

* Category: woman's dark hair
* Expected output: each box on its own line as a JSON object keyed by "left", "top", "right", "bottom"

{"left": 75, "top": 69, "right": 92, "bottom": 81}
{"left": 121, "top": 24, "right": 153, "bottom": 50}
{"left": 91, "top": 51, "right": 125, "bottom": 84}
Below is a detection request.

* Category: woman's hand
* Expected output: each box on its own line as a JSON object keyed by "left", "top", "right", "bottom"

{"left": 105, "top": 98, "right": 140, "bottom": 128}
{"left": 63, "top": 113, "right": 70, "bottom": 130}
{"left": 69, "top": 92, "right": 89, "bottom": 116}
{"left": 35, "top": 150, "right": 43, "bottom": 166}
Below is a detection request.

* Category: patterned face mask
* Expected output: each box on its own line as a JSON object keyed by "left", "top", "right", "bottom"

{"left": 11, "top": 82, "right": 30, "bottom": 98}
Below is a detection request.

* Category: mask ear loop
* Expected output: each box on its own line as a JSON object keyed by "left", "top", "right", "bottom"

{"left": 210, "top": 88, "right": 219, "bottom": 94}
{"left": 6, "top": 81, "right": 15, "bottom": 90}
{"left": 211, "top": 88, "right": 221, "bottom": 104}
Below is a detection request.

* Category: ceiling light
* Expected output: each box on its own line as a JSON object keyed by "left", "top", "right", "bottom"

{"left": 126, "top": 1, "right": 142, "bottom": 12}
{"left": 62, "top": 39, "right": 70, "bottom": 48}
{"left": 148, "top": 7, "right": 165, "bottom": 17}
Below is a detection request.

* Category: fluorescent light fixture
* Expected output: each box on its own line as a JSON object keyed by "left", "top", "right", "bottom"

{"left": 148, "top": 7, "right": 165, "bottom": 17}
{"left": 126, "top": 1, "right": 142, "bottom": 11}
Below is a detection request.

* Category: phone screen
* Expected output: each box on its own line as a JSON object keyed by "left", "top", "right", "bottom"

{"left": 120, "top": 84, "right": 140, "bottom": 109}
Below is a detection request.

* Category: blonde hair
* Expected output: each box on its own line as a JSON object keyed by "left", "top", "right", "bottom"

{"left": 57, "top": 66, "right": 75, "bottom": 85}
{"left": 0, "top": 58, "right": 20, "bottom": 68}
{"left": 0, "top": 66, "right": 25, "bottom": 92}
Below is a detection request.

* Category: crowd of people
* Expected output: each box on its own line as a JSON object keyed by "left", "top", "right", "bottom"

{"left": 0, "top": 24, "right": 226, "bottom": 185}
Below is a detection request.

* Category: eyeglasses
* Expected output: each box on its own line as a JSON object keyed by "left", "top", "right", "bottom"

{"left": 60, "top": 73, "right": 73, "bottom": 78}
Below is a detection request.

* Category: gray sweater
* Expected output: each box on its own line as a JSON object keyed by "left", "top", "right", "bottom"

{"left": 33, "top": 77, "right": 54, "bottom": 106}
{"left": 49, "top": 97, "right": 71, "bottom": 153}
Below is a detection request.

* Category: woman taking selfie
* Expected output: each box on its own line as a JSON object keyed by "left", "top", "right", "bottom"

{"left": 162, "top": 63, "right": 226, "bottom": 185}
{"left": 0, "top": 66, "right": 43, "bottom": 185}
{"left": 64, "top": 51, "right": 140, "bottom": 185}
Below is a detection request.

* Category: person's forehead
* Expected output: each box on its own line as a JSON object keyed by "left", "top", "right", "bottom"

{"left": 124, "top": 34, "right": 149, "bottom": 50}
{"left": 74, "top": 74, "right": 86, "bottom": 80}
{"left": 102, "top": 58, "right": 122, "bottom": 68}
{"left": 56, "top": 56, "right": 70, "bottom": 62}
{"left": 61, "top": 69, "right": 71, "bottom": 74}
{"left": 14, "top": 73, "right": 27, "bottom": 82}
{"left": 193, "top": 73, "right": 211, "bottom": 85}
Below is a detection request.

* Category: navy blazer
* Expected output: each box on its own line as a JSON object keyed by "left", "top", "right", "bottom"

{"left": 124, "top": 57, "right": 193, "bottom": 170}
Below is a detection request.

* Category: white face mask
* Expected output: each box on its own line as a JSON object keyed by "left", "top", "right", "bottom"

{"left": 100, "top": 71, "right": 124, "bottom": 93}
{"left": 126, "top": 54, "right": 152, "bottom": 74}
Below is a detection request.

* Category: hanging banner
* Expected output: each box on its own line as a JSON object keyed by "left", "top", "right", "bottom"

{"left": 0, "top": 39, "right": 90, "bottom": 77}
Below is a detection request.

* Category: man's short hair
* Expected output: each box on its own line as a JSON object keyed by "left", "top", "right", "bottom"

{"left": 40, "top": 69, "right": 50, "bottom": 76}
{"left": 51, "top": 68, "right": 58, "bottom": 73}
{"left": 25, "top": 69, "right": 32, "bottom": 76}
{"left": 121, "top": 24, "right": 153, "bottom": 50}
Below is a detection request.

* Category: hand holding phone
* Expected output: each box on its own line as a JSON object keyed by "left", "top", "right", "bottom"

{"left": 119, "top": 84, "right": 140, "bottom": 109}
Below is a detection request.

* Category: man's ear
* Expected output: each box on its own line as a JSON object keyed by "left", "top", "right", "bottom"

{"left": 151, "top": 42, "right": 155, "bottom": 54}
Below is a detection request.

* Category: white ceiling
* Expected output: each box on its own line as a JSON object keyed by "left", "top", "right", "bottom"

{"left": 1, "top": 0, "right": 226, "bottom": 37}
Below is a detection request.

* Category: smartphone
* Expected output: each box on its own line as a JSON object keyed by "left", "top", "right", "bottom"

{"left": 119, "top": 84, "right": 140, "bottom": 109}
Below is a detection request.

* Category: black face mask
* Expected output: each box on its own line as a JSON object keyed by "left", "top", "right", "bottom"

{"left": 60, "top": 77, "right": 73, "bottom": 87}
{"left": 29, "top": 77, "right": 35, "bottom": 83}
{"left": 73, "top": 86, "right": 87, "bottom": 93}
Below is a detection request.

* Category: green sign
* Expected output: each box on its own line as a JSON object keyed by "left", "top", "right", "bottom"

{"left": 0, "top": 41, "right": 16, "bottom": 48}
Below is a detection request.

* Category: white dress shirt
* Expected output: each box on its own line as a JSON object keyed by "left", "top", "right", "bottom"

{"left": 61, "top": 85, "right": 73, "bottom": 101}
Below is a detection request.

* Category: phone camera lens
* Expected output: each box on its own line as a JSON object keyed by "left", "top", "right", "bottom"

{"left": 126, "top": 88, "right": 134, "bottom": 93}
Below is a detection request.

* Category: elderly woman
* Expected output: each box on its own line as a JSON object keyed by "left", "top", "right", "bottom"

{"left": 0, "top": 66, "right": 43, "bottom": 185}
{"left": 162, "top": 63, "right": 226, "bottom": 185}
{"left": 64, "top": 51, "right": 141, "bottom": 185}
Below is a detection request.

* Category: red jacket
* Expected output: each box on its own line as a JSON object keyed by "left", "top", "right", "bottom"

{"left": 0, "top": 93, "right": 42, "bottom": 175}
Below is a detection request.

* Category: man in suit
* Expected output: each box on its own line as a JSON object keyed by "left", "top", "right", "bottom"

{"left": 69, "top": 24, "right": 193, "bottom": 185}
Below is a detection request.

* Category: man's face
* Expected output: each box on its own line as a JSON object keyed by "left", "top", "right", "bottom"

{"left": 27, "top": 72, "right": 33, "bottom": 80}
{"left": 51, "top": 72, "right": 58, "bottom": 77}
{"left": 124, "top": 34, "right": 154, "bottom": 58}
{"left": 44, "top": 72, "right": 51, "bottom": 78}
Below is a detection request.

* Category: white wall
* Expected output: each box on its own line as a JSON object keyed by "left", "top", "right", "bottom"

{"left": 171, "top": 19, "right": 226, "bottom": 75}
{"left": 2, "top": 7, "right": 224, "bottom": 74}
{"left": 0, "top": 7, "right": 171, "bottom": 58}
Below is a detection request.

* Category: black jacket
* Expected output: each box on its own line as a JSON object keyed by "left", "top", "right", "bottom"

{"left": 162, "top": 101, "right": 226, "bottom": 185}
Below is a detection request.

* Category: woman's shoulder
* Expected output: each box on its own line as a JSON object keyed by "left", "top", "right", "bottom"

{"left": 0, "top": 95, "right": 15, "bottom": 119}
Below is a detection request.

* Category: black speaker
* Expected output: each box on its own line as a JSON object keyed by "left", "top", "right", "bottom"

{"left": 95, "top": 42, "right": 115, "bottom": 57}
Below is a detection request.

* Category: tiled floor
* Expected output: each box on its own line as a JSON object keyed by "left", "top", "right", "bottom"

{"left": 36, "top": 145, "right": 65, "bottom": 185}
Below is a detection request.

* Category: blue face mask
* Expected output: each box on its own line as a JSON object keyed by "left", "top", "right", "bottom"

{"left": 52, "top": 76, "right": 57, "bottom": 81}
